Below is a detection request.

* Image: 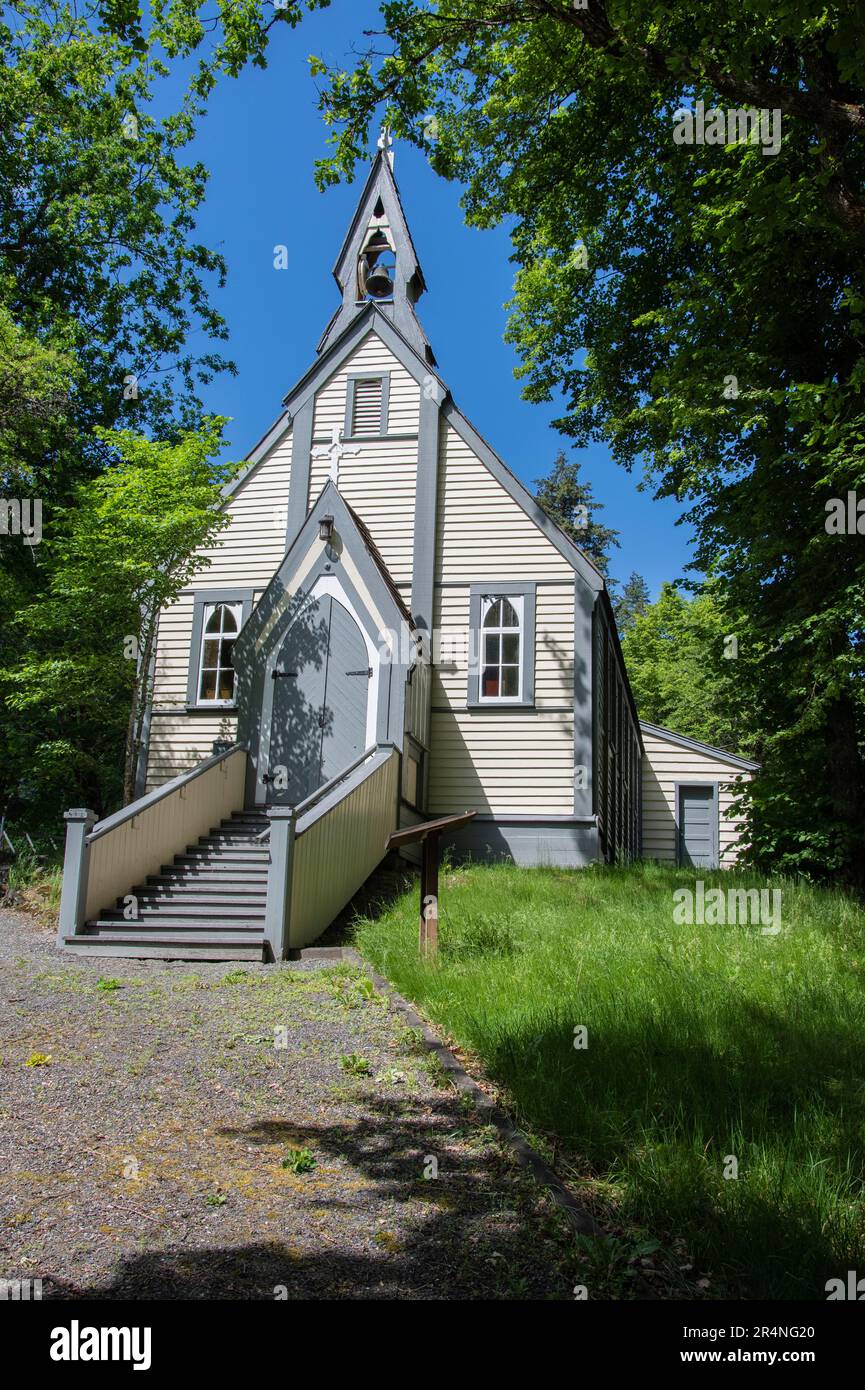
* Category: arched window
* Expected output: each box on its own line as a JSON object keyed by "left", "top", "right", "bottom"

{"left": 197, "top": 601, "right": 242, "bottom": 704}
{"left": 480, "top": 595, "right": 522, "bottom": 701}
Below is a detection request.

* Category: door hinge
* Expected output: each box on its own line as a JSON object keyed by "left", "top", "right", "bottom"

{"left": 272, "top": 669, "right": 298, "bottom": 680}
{"left": 346, "top": 667, "right": 373, "bottom": 677}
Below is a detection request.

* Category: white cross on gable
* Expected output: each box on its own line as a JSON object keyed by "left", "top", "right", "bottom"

{"left": 310, "top": 426, "right": 361, "bottom": 487}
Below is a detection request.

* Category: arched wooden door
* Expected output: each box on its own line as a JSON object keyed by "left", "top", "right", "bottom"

{"left": 264, "top": 594, "right": 370, "bottom": 805}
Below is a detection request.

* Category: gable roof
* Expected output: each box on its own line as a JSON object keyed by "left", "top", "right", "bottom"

{"left": 341, "top": 495, "right": 414, "bottom": 627}
{"left": 266, "top": 303, "right": 605, "bottom": 593}
{"left": 640, "top": 721, "right": 761, "bottom": 772}
{"left": 233, "top": 479, "right": 414, "bottom": 664}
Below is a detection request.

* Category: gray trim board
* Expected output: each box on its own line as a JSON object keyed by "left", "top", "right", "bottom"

{"left": 574, "top": 582, "right": 595, "bottom": 818}
{"left": 133, "top": 642, "right": 156, "bottom": 800}
{"left": 641, "top": 721, "right": 761, "bottom": 772}
{"left": 431, "top": 704, "right": 571, "bottom": 714}
{"left": 440, "top": 816, "right": 600, "bottom": 868}
{"left": 186, "top": 589, "right": 254, "bottom": 709}
{"left": 410, "top": 385, "right": 441, "bottom": 639}
{"left": 285, "top": 398, "right": 314, "bottom": 546}
{"left": 435, "top": 577, "right": 576, "bottom": 588}
{"left": 467, "top": 582, "right": 536, "bottom": 710}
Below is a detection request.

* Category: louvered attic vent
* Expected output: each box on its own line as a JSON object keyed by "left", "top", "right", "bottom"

{"left": 351, "top": 377, "right": 383, "bottom": 435}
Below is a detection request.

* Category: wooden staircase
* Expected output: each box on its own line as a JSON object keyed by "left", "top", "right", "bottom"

{"left": 63, "top": 811, "right": 270, "bottom": 960}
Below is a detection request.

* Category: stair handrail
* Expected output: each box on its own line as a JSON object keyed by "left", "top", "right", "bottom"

{"left": 292, "top": 740, "right": 395, "bottom": 823}
{"left": 58, "top": 744, "right": 248, "bottom": 945}
{"left": 86, "top": 742, "right": 242, "bottom": 844}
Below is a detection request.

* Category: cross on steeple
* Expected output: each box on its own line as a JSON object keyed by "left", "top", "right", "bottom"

{"left": 311, "top": 426, "right": 361, "bottom": 488}
{"left": 377, "top": 124, "right": 394, "bottom": 169}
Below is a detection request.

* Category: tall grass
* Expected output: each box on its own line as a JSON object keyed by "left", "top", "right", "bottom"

{"left": 4, "top": 849, "right": 63, "bottom": 925}
{"left": 353, "top": 861, "right": 865, "bottom": 1299}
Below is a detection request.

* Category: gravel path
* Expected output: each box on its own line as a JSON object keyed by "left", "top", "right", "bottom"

{"left": 0, "top": 910, "right": 571, "bottom": 1300}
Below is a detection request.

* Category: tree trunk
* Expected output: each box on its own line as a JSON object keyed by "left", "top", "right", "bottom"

{"left": 122, "top": 612, "right": 156, "bottom": 805}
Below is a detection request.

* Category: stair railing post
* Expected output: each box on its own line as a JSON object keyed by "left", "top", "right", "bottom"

{"left": 264, "top": 806, "right": 297, "bottom": 961}
{"left": 58, "top": 808, "right": 97, "bottom": 946}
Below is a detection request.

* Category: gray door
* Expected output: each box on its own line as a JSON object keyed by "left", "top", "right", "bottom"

{"left": 320, "top": 596, "right": 369, "bottom": 784}
{"left": 677, "top": 785, "right": 718, "bottom": 868}
{"left": 265, "top": 595, "right": 369, "bottom": 805}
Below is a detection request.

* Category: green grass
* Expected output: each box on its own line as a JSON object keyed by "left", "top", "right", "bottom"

{"left": 4, "top": 848, "right": 63, "bottom": 926}
{"left": 353, "top": 861, "right": 865, "bottom": 1300}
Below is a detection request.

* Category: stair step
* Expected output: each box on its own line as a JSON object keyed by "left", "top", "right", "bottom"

{"left": 120, "top": 894, "right": 267, "bottom": 911}
{"left": 156, "top": 864, "right": 268, "bottom": 880}
{"left": 135, "top": 884, "right": 267, "bottom": 900}
{"left": 174, "top": 851, "right": 269, "bottom": 865}
{"left": 65, "top": 933, "right": 264, "bottom": 961}
{"left": 86, "top": 919, "right": 264, "bottom": 933}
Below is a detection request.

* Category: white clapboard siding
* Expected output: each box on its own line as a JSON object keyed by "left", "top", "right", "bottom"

{"left": 312, "top": 330, "right": 420, "bottom": 439}
{"left": 193, "top": 431, "right": 293, "bottom": 587}
{"left": 146, "top": 714, "right": 239, "bottom": 791}
{"left": 432, "top": 584, "right": 574, "bottom": 709}
{"left": 435, "top": 424, "right": 575, "bottom": 582}
{"left": 428, "top": 711, "right": 574, "bottom": 815}
{"left": 145, "top": 423, "right": 292, "bottom": 789}
{"left": 309, "top": 332, "right": 419, "bottom": 585}
{"left": 641, "top": 728, "right": 753, "bottom": 867}
{"left": 308, "top": 440, "right": 417, "bottom": 586}
{"left": 429, "top": 427, "right": 576, "bottom": 813}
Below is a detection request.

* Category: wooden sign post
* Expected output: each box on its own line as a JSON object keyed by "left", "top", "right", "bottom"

{"left": 386, "top": 810, "right": 476, "bottom": 957}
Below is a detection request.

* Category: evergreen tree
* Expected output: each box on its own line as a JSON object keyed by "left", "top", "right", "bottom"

{"left": 533, "top": 451, "right": 619, "bottom": 574}
{"left": 613, "top": 572, "right": 650, "bottom": 636}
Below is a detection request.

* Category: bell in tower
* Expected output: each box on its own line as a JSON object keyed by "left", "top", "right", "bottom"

{"left": 357, "top": 225, "right": 396, "bottom": 301}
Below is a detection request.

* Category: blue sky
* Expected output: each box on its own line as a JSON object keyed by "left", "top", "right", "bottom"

{"left": 166, "top": 1, "right": 693, "bottom": 598}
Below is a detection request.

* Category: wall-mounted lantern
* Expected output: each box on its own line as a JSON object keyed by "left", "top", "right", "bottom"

{"left": 319, "top": 515, "right": 334, "bottom": 542}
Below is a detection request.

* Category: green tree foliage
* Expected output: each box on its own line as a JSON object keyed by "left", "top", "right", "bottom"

{"left": 0, "top": 0, "right": 325, "bottom": 826}
{"left": 2, "top": 420, "right": 235, "bottom": 816}
{"left": 313, "top": 1, "right": 865, "bottom": 885}
{"left": 621, "top": 583, "right": 758, "bottom": 754}
{"left": 613, "top": 571, "right": 650, "bottom": 636}
{"left": 533, "top": 450, "right": 618, "bottom": 573}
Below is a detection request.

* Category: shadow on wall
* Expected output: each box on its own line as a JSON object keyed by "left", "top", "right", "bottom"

{"left": 237, "top": 589, "right": 332, "bottom": 805}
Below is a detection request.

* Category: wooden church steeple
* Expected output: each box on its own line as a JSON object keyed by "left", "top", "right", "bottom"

{"left": 317, "top": 134, "right": 436, "bottom": 366}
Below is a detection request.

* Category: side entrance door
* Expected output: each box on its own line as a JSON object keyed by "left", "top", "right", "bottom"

{"left": 677, "top": 784, "right": 718, "bottom": 868}
{"left": 263, "top": 594, "right": 370, "bottom": 805}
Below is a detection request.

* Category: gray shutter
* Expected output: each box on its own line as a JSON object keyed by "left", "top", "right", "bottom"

{"left": 351, "top": 378, "right": 383, "bottom": 435}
